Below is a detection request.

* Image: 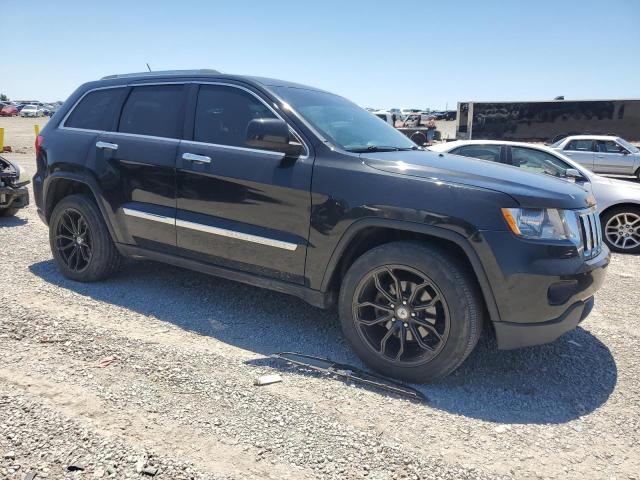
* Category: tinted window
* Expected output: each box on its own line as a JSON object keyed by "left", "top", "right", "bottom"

{"left": 194, "top": 85, "right": 276, "bottom": 147}
{"left": 452, "top": 145, "right": 501, "bottom": 162}
{"left": 65, "top": 88, "right": 125, "bottom": 130}
{"left": 118, "top": 85, "right": 184, "bottom": 138}
{"left": 511, "top": 147, "right": 568, "bottom": 177}
{"left": 597, "top": 140, "right": 624, "bottom": 153}
{"left": 564, "top": 139, "right": 593, "bottom": 151}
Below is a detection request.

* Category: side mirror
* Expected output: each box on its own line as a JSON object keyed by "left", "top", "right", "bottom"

{"left": 246, "top": 118, "right": 303, "bottom": 157}
{"left": 565, "top": 168, "right": 584, "bottom": 181}
{"left": 621, "top": 149, "right": 630, "bottom": 155}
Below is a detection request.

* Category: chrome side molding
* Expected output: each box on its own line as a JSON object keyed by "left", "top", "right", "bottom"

{"left": 122, "top": 207, "right": 297, "bottom": 251}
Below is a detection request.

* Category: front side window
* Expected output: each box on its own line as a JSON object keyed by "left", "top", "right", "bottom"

{"left": 597, "top": 140, "right": 624, "bottom": 153}
{"left": 65, "top": 88, "right": 126, "bottom": 131}
{"left": 118, "top": 85, "right": 184, "bottom": 138}
{"left": 564, "top": 139, "right": 593, "bottom": 151}
{"left": 511, "top": 147, "right": 568, "bottom": 177}
{"left": 272, "top": 86, "right": 415, "bottom": 152}
{"left": 451, "top": 144, "right": 501, "bottom": 163}
{"left": 194, "top": 85, "right": 276, "bottom": 147}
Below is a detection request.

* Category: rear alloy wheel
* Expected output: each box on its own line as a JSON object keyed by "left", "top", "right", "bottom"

{"left": 602, "top": 209, "right": 640, "bottom": 253}
{"left": 49, "top": 194, "right": 122, "bottom": 281}
{"left": 339, "top": 241, "right": 483, "bottom": 383}
{"left": 54, "top": 208, "right": 93, "bottom": 272}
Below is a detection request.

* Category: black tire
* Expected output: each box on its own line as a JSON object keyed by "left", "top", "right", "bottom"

{"left": 338, "top": 241, "right": 483, "bottom": 383}
{"left": 601, "top": 206, "right": 640, "bottom": 254}
{"left": 49, "top": 194, "right": 122, "bottom": 281}
{"left": 0, "top": 207, "right": 20, "bottom": 217}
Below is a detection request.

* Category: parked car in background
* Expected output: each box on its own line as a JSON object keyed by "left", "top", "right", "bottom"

{"left": 34, "top": 69, "right": 608, "bottom": 382}
{"left": 372, "top": 110, "right": 395, "bottom": 125}
{"left": 0, "top": 105, "right": 19, "bottom": 117}
{"left": 550, "top": 135, "right": 640, "bottom": 178}
{"left": 430, "top": 140, "right": 640, "bottom": 253}
{"left": 20, "top": 104, "right": 44, "bottom": 117}
{"left": 0, "top": 155, "right": 30, "bottom": 217}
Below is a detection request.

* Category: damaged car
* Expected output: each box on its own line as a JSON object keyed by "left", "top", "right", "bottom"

{"left": 0, "top": 156, "right": 29, "bottom": 217}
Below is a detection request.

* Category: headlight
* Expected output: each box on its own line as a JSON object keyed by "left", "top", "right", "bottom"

{"left": 15, "top": 165, "right": 30, "bottom": 187}
{"left": 501, "top": 208, "right": 581, "bottom": 244}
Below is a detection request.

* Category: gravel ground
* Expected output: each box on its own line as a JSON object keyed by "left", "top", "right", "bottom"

{"left": 1, "top": 116, "right": 639, "bottom": 479}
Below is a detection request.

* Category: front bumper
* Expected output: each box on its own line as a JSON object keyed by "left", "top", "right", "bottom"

{"left": 494, "top": 296, "right": 595, "bottom": 349}
{"left": 0, "top": 185, "right": 30, "bottom": 210}
{"left": 477, "top": 230, "right": 610, "bottom": 349}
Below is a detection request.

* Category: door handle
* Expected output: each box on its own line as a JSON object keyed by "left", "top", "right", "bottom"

{"left": 596, "top": 155, "right": 604, "bottom": 158}
{"left": 96, "top": 141, "right": 118, "bottom": 151}
{"left": 182, "top": 153, "right": 211, "bottom": 164}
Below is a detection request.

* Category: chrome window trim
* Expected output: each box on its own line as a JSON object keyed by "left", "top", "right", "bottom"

{"left": 59, "top": 80, "right": 311, "bottom": 158}
{"left": 122, "top": 208, "right": 175, "bottom": 225}
{"left": 180, "top": 139, "right": 284, "bottom": 157}
{"left": 122, "top": 206, "right": 298, "bottom": 251}
{"left": 176, "top": 219, "right": 298, "bottom": 251}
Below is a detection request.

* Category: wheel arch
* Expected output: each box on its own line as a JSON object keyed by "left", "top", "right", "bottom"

{"left": 43, "top": 172, "right": 122, "bottom": 243}
{"left": 600, "top": 202, "right": 640, "bottom": 220}
{"left": 320, "top": 219, "right": 501, "bottom": 323}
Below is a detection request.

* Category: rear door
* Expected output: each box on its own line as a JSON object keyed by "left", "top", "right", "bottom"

{"left": 595, "top": 139, "right": 635, "bottom": 174}
{"left": 96, "top": 84, "right": 187, "bottom": 252}
{"left": 562, "top": 139, "right": 595, "bottom": 169}
{"left": 175, "top": 83, "right": 313, "bottom": 284}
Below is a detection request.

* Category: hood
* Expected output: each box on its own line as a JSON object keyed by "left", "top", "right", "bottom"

{"left": 362, "top": 149, "right": 595, "bottom": 209}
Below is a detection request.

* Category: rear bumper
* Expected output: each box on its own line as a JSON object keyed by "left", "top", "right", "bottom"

{"left": 0, "top": 185, "right": 29, "bottom": 210}
{"left": 494, "top": 296, "right": 595, "bottom": 349}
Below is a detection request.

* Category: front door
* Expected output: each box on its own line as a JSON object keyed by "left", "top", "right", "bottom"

{"left": 563, "top": 139, "right": 594, "bottom": 169}
{"left": 595, "top": 139, "right": 635, "bottom": 174}
{"left": 176, "top": 83, "right": 313, "bottom": 284}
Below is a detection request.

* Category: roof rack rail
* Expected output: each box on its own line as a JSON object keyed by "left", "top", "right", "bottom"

{"left": 100, "top": 69, "right": 221, "bottom": 80}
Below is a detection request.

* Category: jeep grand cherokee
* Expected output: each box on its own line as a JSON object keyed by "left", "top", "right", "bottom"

{"left": 33, "top": 70, "right": 609, "bottom": 382}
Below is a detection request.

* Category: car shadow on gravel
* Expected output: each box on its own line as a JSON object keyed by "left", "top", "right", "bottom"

{"left": 30, "top": 258, "right": 616, "bottom": 425}
{"left": 0, "top": 215, "right": 27, "bottom": 227}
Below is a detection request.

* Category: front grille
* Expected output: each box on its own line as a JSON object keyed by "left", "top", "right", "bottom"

{"left": 578, "top": 209, "right": 603, "bottom": 259}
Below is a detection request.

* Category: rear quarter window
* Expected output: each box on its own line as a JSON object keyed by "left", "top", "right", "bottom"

{"left": 64, "top": 88, "right": 126, "bottom": 131}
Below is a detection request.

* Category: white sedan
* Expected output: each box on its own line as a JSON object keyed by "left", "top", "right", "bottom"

{"left": 20, "top": 104, "right": 44, "bottom": 118}
{"left": 550, "top": 135, "right": 640, "bottom": 178}
{"left": 430, "top": 140, "right": 640, "bottom": 253}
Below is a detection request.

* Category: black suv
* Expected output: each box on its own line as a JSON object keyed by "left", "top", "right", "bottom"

{"left": 33, "top": 70, "right": 609, "bottom": 382}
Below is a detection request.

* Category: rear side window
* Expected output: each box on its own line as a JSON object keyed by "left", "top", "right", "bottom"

{"left": 194, "top": 85, "right": 276, "bottom": 147}
{"left": 118, "top": 85, "right": 184, "bottom": 138}
{"left": 565, "top": 139, "right": 593, "bottom": 151}
{"left": 64, "top": 88, "right": 125, "bottom": 131}
{"left": 451, "top": 144, "right": 501, "bottom": 163}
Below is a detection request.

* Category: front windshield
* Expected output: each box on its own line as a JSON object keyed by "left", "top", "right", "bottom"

{"left": 273, "top": 86, "right": 415, "bottom": 152}
{"left": 616, "top": 138, "right": 640, "bottom": 154}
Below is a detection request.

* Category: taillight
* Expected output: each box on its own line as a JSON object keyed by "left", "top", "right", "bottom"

{"left": 35, "top": 135, "right": 43, "bottom": 156}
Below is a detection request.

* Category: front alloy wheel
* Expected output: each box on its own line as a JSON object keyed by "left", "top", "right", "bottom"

{"left": 353, "top": 265, "right": 450, "bottom": 365}
{"left": 339, "top": 242, "right": 483, "bottom": 383}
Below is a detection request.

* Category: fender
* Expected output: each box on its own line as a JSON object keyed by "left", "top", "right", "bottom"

{"left": 43, "top": 171, "right": 125, "bottom": 244}
{"left": 319, "top": 218, "right": 502, "bottom": 323}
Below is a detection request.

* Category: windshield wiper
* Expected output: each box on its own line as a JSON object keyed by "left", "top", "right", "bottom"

{"left": 347, "top": 145, "right": 419, "bottom": 153}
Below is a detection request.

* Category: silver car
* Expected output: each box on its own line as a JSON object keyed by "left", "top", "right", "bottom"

{"left": 550, "top": 135, "right": 640, "bottom": 179}
{"left": 430, "top": 140, "right": 640, "bottom": 253}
